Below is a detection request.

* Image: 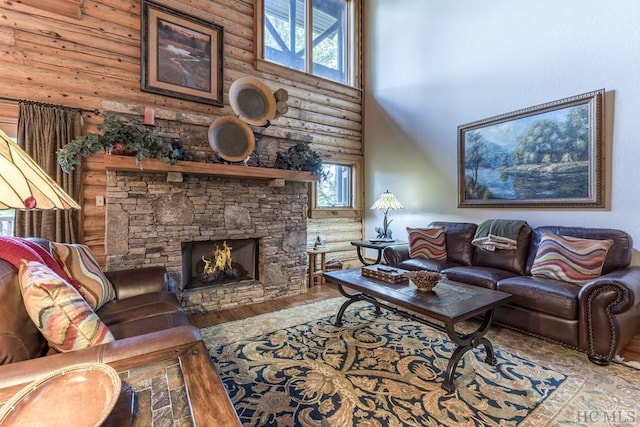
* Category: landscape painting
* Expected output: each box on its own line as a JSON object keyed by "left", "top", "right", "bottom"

{"left": 458, "top": 89, "right": 604, "bottom": 208}
{"left": 141, "top": 1, "right": 223, "bottom": 106}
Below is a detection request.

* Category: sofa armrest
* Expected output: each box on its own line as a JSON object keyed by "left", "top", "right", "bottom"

{"left": 383, "top": 244, "right": 410, "bottom": 267}
{"left": 104, "top": 266, "right": 169, "bottom": 300}
{"left": 578, "top": 267, "right": 640, "bottom": 363}
{"left": 0, "top": 325, "right": 201, "bottom": 389}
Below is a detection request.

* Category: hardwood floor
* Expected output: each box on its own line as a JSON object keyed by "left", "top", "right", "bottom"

{"left": 189, "top": 285, "right": 640, "bottom": 364}
{"left": 620, "top": 330, "right": 640, "bottom": 364}
{"left": 188, "top": 285, "right": 341, "bottom": 328}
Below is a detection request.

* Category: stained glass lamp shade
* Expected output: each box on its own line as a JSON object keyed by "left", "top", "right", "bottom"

{"left": 0, "top": 129, "right": 80, "bottom": 210}
{"left": 370, "top": 190, "right": 404, "bottom": 241}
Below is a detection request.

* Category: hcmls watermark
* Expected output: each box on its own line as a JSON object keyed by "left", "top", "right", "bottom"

{"left": 577, "top": 410, "right": 636, "bottom": 424}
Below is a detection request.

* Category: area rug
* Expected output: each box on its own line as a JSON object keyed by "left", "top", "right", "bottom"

{"left": 202, "top": 298, "right": 640, "bottom": 426}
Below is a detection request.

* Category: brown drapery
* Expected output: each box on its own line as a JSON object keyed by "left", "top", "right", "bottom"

{"left": 14, "top": 102, "right": 82, "bottom": 242}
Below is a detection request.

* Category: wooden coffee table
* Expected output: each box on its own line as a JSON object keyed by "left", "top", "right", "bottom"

{"left": 324, "top": 267, "right": 511, "bottom": 392}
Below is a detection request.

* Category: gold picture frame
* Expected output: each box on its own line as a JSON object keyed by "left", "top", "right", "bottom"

{"left": 141, "top": 0, "right": 223, "bottom": 106}
{"left": 458, "top": 89, "right": 604, "bottom": 208}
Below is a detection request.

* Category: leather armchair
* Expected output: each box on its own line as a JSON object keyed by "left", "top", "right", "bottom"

{"left": 0, "top": 238, "right": 201, "bottom": 388}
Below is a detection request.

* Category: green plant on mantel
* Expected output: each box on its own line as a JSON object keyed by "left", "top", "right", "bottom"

{"left": 276, "top": 141, "right": 324, "bottom": 175}
{"left": 57, "top": 115, "right": 180, "bottom": 173}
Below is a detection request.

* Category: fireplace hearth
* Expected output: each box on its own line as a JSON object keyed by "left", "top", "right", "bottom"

{"left": 182, "top": 239, "right": 259, "bottom": 290}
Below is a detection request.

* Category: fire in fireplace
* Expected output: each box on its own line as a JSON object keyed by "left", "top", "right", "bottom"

{"left": 181, "top": 239, "right": 259, "bottom": 290}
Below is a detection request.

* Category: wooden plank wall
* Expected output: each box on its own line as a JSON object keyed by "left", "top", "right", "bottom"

{"left": 0, "top": 0, "right": 363, "bottom": 267}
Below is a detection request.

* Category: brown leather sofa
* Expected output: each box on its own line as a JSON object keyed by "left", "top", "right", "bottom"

{"left": 0, "top": 238, "right": 201, "bottom": 388}
{"left": 384, "top": 221, "right": 640, "bottom": 365}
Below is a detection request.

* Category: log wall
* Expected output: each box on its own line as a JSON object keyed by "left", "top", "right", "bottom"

{"left": 0, "top": 0, "right": 363, "bottom": 268}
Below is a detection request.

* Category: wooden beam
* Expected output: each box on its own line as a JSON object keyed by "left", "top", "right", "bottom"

{"left": 20, "top": 0, "right": 84, "bottom": 19}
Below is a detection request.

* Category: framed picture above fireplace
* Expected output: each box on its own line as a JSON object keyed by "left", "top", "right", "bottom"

{"left": 141, "top": 0, "right": 224, "bottom": 106}
{"left": 458, "top": 89, "right": 605, "bottom": 208}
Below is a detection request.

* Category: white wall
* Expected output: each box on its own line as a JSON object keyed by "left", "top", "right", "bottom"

{"left": 364, "top": 0, "right": 640, "bottom": 264}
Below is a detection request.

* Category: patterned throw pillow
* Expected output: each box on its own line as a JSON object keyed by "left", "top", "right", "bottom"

{"left": 407, "top": 227, "right": 447, "bottom": 261}
{"left": 18, "top": 261, "right": 114, "bottom": 352}
{"left": 49, "top": 242, "right": 116, "bottom": 311}
{"left": 531, "top": 232, "right": 613, "bottom": 285}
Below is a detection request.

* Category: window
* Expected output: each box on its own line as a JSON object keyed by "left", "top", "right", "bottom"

{"left": 310, "top": 155, "right": 362, "bottom": 218}
{"left": 0, "top": 210, "right": 14, "bottom": 236}
{"left": 317, "top": 163, "right": 351, "bottom": 207}
{"left": 259, "top": 0, "right": 357, "bottom": 86}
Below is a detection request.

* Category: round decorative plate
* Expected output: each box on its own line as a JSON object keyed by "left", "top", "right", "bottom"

{"left": 208, "top": 116, "right": 256, "bottom": 162}
{"left": 229, "top": 77, "right": 276, "bottom": 126}
{"left": 0, "top": 363, "right": 121, "bottom": 427}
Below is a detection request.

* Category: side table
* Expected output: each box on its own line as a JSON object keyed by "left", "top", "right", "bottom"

{"left": 0, "top": 341, "right": 241, "bottom": 427}
{"left": 307, "top": 247, "right": 328, "bottom": 287}
{"left": 350, "top": 240, "right": 406, "bottom": 265}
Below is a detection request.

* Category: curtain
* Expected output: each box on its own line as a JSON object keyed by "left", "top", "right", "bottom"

{"left": 15, "top": 102, "right": 82, "bottom": 242}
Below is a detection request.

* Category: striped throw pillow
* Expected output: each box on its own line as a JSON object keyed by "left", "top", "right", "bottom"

{"left": 18, "top": 261, "right": 114, "bottom": 352}
{"left": 407, "top": 227, "right": 447, "bottom": 261}
{"left": 531, "top": 232, "right": 613, "bottom": 285}
{"left": 50, "top": 242, "right": 116, "bottom": 311}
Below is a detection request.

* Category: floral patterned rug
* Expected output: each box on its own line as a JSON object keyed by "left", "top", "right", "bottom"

{"left": 201, "top": 297, "right": 640, "bottom": 426}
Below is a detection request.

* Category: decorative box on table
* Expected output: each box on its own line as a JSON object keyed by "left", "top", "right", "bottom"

{"left": 361, "top": 264, "right": 409, "bottom": 284}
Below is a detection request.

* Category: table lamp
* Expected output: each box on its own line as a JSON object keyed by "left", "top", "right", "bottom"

{"left": 370, "top": 190, "right": 403, "bottom": 241}
{"left": 0, "top": 129, "right": 80, "bottom": 210}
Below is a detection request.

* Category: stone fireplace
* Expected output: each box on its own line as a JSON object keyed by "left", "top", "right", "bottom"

{"left": 104, "top": 164, "right": 310, "bottom": 313}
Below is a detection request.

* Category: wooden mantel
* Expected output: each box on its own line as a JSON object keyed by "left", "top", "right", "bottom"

{"left": 103, "top": 155, "right": 319, "bottom": 187}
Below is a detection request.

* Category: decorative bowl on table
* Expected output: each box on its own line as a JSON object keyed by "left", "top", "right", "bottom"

{"left": 404, "top": 271, "right": 446, "bottom": 292}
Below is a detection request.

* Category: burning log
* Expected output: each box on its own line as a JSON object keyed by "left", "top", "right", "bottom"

{"left": 197, "top": 241, "right": 248, "bottom": 284}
